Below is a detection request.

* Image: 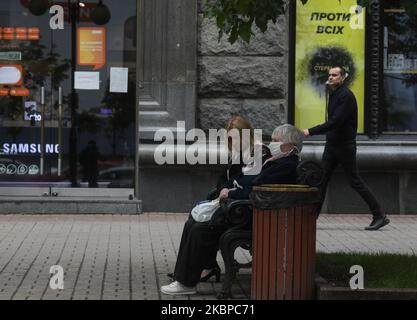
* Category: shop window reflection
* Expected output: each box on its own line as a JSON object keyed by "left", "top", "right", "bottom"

{"left": 100, "top": 79, "right": 135, "bottom": 157}
{"left": 1, "top": 41, "right": 70, "bottom": 126}
{"left": 79, "top": 139, "right": 100, "bottom": 187}
{"left": 1, "top": 0, "right": 136, "bottom": 189}
{"left": 383, "top": 0, "right": 417, "bottom": 132}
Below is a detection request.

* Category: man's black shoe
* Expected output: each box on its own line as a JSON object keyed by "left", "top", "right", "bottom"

{"left": 365, "top": 216, "right": 390, "bottom": 231}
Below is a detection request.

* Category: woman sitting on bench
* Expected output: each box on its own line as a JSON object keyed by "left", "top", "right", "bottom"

{"left": 161, "top": 124, "right": 304, "bottom": 295}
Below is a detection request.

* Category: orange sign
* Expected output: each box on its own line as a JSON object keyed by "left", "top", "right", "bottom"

{"left": 28, "top": 27, "right": 40, "bottom": 41}
{"left": 3, "top": 33, "right": 15, "bottom": 40}
{"left": 9, "top": 88, "right": 30, "bottom": 97}
{"left": 3, "top": 27, "right": 14, "bottom": 33}
{"left": 16, "top": 27, "right": 27, "bottom": 34}
{"left": 16, "top": 34, "right": 27, "bottom": 40}
{"left": 28, "top": 27, "right": 40, "bottom": 34}
{"left": 0, "top": 88, "right": 9, "bottom": 96}
{"left": 1, "top": 26, "right": 40, "bottom": 41}
{"left": 28, "top": 34, "right": 40, "bottom": 41}
{"left": 77, "top": 27, "right": 106, "bottom": 70}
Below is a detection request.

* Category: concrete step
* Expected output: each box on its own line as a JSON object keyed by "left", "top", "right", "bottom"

{"left": 0, "top": 197, "right": 142, "bottom": 214}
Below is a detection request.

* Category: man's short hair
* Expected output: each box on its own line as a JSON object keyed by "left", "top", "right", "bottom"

{"left": 272, "top": 124, "right": 304, "bottom": 152}
{"left": 331, "top": 66, "right": 347, "bottom": 77}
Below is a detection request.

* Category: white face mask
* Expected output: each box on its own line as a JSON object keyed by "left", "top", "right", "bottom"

{"left": 269, "top": 142, "right": 293, "bottom": 159}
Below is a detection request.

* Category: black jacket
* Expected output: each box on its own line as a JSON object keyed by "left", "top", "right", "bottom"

{"left": 216, "top": 162, "right": 243, "bottom": 192}
{"left": 217, "top": 145, "right": 272, "bottom": 192}
{"left": 308, "top": 84, "right": 358, "bottom": 142}
{"left": 225, "top": 154, "right": 299, "bottom": 200}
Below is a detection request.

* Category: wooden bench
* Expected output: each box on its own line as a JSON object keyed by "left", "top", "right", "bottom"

{"left": 214, "top": 160, "right": 324, "bottom": 299}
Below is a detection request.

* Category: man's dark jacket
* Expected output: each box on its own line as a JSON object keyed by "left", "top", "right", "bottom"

{"left": 308, "top": 84, "right": 358, "bottom": 142}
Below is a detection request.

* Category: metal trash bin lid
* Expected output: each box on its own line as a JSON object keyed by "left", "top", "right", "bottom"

{"left": 250, "top": 184, "right": 320, "bottom": 209}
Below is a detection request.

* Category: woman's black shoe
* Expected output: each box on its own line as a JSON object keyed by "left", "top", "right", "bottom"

{"left": 168, "top": 267, "right": 221, "bottom": 282}
{"left": 200, "top": 266, "right": 221, "bottom": 283}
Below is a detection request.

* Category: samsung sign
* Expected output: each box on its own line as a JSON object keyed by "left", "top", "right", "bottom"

{"left": 3, "top": 143, "right": 59, "bottom": 155}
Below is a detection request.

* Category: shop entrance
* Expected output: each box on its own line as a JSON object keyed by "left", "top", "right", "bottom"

{"left": 0, "top": 0, "right": 137, "bottom": 198}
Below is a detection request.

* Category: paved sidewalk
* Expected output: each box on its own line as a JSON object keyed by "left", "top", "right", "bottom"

{"left": 0, "top": 213, "right": 416, "bottom": 300}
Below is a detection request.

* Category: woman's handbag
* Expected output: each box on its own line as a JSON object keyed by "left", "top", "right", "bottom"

{"left": 191, "top": 198, "right": 221, "bottom": 222}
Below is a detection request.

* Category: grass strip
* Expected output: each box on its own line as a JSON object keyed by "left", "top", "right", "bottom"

{"left": 316, "top": 252, "right": 417, "bottom": 288}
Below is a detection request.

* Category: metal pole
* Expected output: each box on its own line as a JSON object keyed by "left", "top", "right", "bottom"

{"left": 40, "top": 86, "right": 45, "bottom": 175}
{"left": 58, "top": 86, "right": 63, "bottom": 176}
{"left": 69, "top": 0, "right": 79, "bottom": 187}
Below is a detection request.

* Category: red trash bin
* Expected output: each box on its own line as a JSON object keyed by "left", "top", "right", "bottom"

{"left": 250, "top": 184, "right": 320, "bottom": 300}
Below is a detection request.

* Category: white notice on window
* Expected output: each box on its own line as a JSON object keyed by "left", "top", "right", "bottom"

{"left": 74, "top": 72, "right": 100, "bottom": 90}
{"left": 110, "top": 67, "right": 128, "bottom": 93}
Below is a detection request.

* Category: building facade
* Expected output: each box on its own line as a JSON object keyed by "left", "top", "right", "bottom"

{"left": 0, "top": 0, "right": 416, "bottom": 214}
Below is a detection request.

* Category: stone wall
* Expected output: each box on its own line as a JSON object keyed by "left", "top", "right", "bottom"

{"left": 197, "top": 5, "right": 289, "bottom": 136}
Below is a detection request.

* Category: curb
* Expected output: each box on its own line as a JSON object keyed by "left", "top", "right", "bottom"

{"left": 315, "top": 275, "right": 417, "bottom": 300}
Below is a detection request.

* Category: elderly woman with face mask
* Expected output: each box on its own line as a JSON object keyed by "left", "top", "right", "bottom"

{"left": 218, "top": 123, "right": 304, "bottom": 200}
{"left": 161, "top": 123, "right": 303, "bottom": 296}
{"left": 253, "top": 123, "right": 304, "bottom": 184}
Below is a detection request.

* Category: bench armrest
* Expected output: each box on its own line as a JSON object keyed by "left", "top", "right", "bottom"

{"left": 221, "top": 199, "right": 253, "bottom": 228}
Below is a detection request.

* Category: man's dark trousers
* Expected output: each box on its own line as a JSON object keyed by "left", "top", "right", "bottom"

{"left": 320, "top": 140, "right": 383, "bottom": 217}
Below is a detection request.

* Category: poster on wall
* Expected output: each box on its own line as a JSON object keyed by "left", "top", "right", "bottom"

{"left": 110, "top": 67, "right": 128, "bottom": 93}
{"left": 77, "top": 27, "right": 106, "bottom": 70}
{"left": 295, "top": 0, "right": 365, "bottom": 133}
{"left": 74, "top": 71, "right": 100, "bottom": 90}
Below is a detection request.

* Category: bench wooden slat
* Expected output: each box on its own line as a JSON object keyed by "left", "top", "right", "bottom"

{"left": 261, "top": 210, "right": 270, "bottom": 299}
{"left": 251, "top": 206, "right": 258, "bottom": 298}
{"left": 300, "top": 205, "right": 309, "bottom": 299}
{"left": 268, "top": 210, "right": 278, "bottom": 299}
{"left": 293, "top": 208, "right": 302, "bottom": 299}
{"left": 284, "top": 207, "right": 295, "bottom": 299}
{"left": 255, "top": 209, "right": 263, "bottom": 299}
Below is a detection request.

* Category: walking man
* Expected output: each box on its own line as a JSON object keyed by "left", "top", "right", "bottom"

{"left": 303, "top": 66, "right": 389, "bottom": 231}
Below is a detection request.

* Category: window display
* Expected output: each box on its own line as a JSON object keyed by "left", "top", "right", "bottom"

{"left": 0, "top": 0, "right": 136, "bottom": 189}
{"left": 383, "top": 0, "right": 417, "bottom": 132}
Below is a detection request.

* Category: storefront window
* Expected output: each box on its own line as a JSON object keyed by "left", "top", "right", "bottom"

{"left": 0, "top": 0, "right": 136, "bottom": 189}
{"left": 383, "top": 0, "right": 417, "bottom": 133}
